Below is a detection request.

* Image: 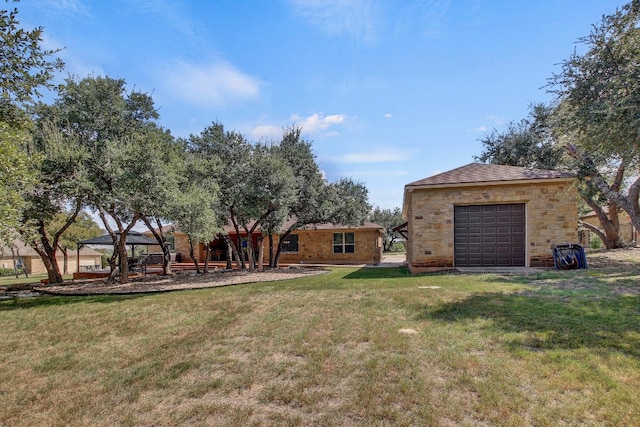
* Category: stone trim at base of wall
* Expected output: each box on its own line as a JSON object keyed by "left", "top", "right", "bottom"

{"left": 530, "top": 255, "right": 555, "bottom": 268}
{"left": 407, "top": 263, "right": 456, "bottom": 274}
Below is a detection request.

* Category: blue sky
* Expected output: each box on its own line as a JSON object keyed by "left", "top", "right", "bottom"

{"left": 18, "top": 0, "right": 627, "bottom": 211}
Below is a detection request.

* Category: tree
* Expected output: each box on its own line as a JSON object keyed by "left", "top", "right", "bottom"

{"left": 44, "top": 75, "right": 168, "bottom": 283}
{"left": 0, "top": 1, "right": 62, "bottom": 245}
{"left": 0, "top": 1, "right": 64, "bottom": 104}
{"left": 19, "top": 120, "right": 88, "bottom": 283}
{"left": 235, "top": 143, "right": 296, "bottom": 270}
{"left": 187, "top": 123, "right": 249, "bottom": 269}
{"left": 167, "top": 151, "right": 221, "bottom": 273}
{"left": 0, "top": 118, "right": 35, "bottom": 245}
{"left": 476, "top": 103, "right": 626, "bottom": 249}
{"left": 475, "top": 104, "right": 563, "bottom": 170}
{"left": 187, "top": 123, "right": 297, "bottom": 271}
{"left": 370, "top": 207, "right": 404, "bottom": 252}
{"left": 270, "top": 126, "right": 330, "bottom": 267}
{"left": 548, "top": 0, "right": 640, "bottom": 240}
{"left": 266, "top": 128, "right": 372, "bottom": 267}
{"left": 326, "top": 177, "right": 371, "bottom": 226}
{"left": 49, "top": 210, "right": 102, "bottom": 274}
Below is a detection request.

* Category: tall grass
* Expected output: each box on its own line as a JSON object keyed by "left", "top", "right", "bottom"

{"left": 1, "top": 267, "right": 638, "bottom": 426}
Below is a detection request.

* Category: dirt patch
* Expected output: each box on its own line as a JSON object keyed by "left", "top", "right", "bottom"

{"left": 529, "top": 247, "right": 640, "bottom": 296}
{"left": 34, "top": 267, "right": 327, "bottom": 296}
{"left": 584, "top": 247, "right": 640, "bottom": 271}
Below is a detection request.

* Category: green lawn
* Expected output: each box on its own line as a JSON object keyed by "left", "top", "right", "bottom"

{"left": 0, "top": 273, "right": 73, "bottom": 288}
{"left": 1, "top": 266, "right": 639, "bottom": 426}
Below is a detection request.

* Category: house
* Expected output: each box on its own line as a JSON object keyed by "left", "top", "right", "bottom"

{"left": 145, "top": 219, "right": 384, "bottom": 266}
{"left": 401, "top": 163, "right": 579, "bottom": 273}
{"left": 0, "top": 239, "right": 103, "bottom": 275}
{"left": 579, "top": 208, "right": 638, "bottom": 247}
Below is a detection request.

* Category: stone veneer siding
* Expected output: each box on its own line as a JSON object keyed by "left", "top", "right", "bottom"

{"left": 146, "top": 228, "right": 383, "bottom": 265}
{"left": 276, "top": 228, "right": 383, "bottom": 265}
{"left": 405, "top": 180, "right": 578, "bottom": 273}
{"left": 1, "top": 254, "right": 102, "bottom": 275}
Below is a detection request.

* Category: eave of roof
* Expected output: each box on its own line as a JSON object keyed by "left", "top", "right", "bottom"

{"left": 405, "top": 162, "right": 574, "bottom": 189}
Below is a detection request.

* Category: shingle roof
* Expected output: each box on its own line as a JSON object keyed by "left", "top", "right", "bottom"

{"left": 406, "top": 163, "right": 573, "bottom": 187}
{"left": 155, "top": 219, "right": 383, "bottom": 236}
{"left": 0, "top": 239, "right": 103, "bottom": 258}
{"left": 78, "top": 231, "right": 158, "bottom": 246}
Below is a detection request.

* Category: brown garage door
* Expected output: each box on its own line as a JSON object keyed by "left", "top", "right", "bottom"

{"left": 454, "top": 204, "right": 525, "bottom": 267}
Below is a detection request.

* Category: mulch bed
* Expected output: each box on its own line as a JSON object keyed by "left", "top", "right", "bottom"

{"left": 32, "top": 267, "right": 327, "bottom": 296}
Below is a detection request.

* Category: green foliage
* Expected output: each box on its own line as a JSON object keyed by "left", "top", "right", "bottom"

{"left": 0, "top": 120, "right": 35, "bottom": 241}
{"left": 547, "top": 1, "right": 640, "bottom": 234}
{"left": 550, "top": 1, "right": 640, "bottom": 165}
{"left": 50, "top": 211, "right": 103, "bottom": 251}
{"left": 590, "top": 235, "right": 603, "bottom": 250}
{"left": 0, "top": 1, "right": 64, "bottom": 104}
{"left": 327, "top": 177, "right": 371, "bottom": 226}
{"left": 370, "top": 206, "right": 404, "bottom": 252}
{"left": 0, "top": 267, "right": 20, "bottom": 277}
{"left": 475, "top": 103, "right": 565, "bottom": 170}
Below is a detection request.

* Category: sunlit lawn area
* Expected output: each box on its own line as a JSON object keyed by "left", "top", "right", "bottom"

{"left": 1, "top": 266, "right": 639, "bottom": 426}
{"left": 0, "top": 273, "right": 73, "bottom": 287}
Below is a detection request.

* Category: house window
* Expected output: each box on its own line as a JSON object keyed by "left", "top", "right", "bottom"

{"left": 281, "top": 234, "right": 299, "bottom": 253}
{"left": 333, "top": 232, "right": 355, "bottom": 253}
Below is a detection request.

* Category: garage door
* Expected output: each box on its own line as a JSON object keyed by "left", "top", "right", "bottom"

{"left": 454, "top": 204, "right": 525, "bottom": 267}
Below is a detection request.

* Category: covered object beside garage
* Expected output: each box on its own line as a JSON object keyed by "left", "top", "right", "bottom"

{"left": 401, "top": 163, "right": 579, "bottom": 273}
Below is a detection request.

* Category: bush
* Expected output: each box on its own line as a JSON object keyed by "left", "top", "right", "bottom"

{"left": 0, "top": 267, "right": 22, "bottom": 277}
{"left": 590, "top": 235, "right": 603, "bottom": 249}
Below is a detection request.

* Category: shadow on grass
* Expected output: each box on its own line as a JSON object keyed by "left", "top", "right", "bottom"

{"left": 420, "top": 290, "right": 640, "bottom": 359}
{"left": 343, "top": 267, "right": 414, "bottom": 280}
{"left": 0, "top": 293, "right": 146, "bottom": 311}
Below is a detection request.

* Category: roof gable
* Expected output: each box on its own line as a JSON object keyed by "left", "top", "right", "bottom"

{"left": 406, "top": 163, "right": 573, "bottom": 188}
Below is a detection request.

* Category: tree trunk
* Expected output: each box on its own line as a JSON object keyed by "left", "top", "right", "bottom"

{"left": 257, "top": 234, "right": 264, "bottom": 271}
{"left": 244, "top": 227, "right": 255, "bottom": 271}
{"left": 204, "top": 242, "right": 210, "bottom": 273}
{"left": 188, "top": 235, "right": 201, "bottom": 274}
{"left": 116, "top": 237, "right": 130, "bottom": 283}
{"left": 567, "top": 145, "right": 640, "bottom": 239}
{"left": 27, "top": 220, "right": 64, "bottom": 284}
{"left": 224, "top": 236, "right": 233, "bottom": 269}
{"left": 580, "top": 194, "right": 624, "bottom": 249}
{"left": 141, "top": 216, "right": 173, "bottom": 275}
{"left": 268, "top": 233, "right": 275, "bottom": 267}
{"left": 229, "top": 211, "right": 246, "bottom": 270}
{"left": 107, "top": 250, "right": 118, "bottom": 283}
{"left": 273, "top": 227, "right": 294, "bottom": 268}
{"left": 97, "top": 206, "right": 139, "bottom": 284}
{"left": 61, "top": 247, "right": 69, "bottom": 274}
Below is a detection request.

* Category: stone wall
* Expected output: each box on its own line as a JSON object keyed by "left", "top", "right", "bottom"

{"left": 3, "top": 254, "right": 103, "bottom": 275}
{"left": 146, "top": 233, "right": 205, "bottom": 263}
{"left": 276, "top": 228, "right": 383, "bottom": 265}
{"left": 580, "top": 211, "right": 638, "bottom": 247}
{"left": 406, "top": 180, "right": 578, "bottom": 272}
{"left": 147, "top": 228, "right": 383, "bottom": 265}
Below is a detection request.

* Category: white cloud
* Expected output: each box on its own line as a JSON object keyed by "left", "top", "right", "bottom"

{"left": 475, "top": 125, "right": 487, "bottom": 132}
{"left": 291, "top": 113, "right": 347, "bottom": 134}
{"left": 384, "top": 113, "right": 392, "bottom": 118}
{"left": 349, "top": 170, "right": 409, "bottom": 177}
{"left": 38, "top": 0, "right": 91, "bottom": 17}
{"left": 249, "top": 125, "right": 282, "bottom": 141}
{"left": 326, "top": 150, "right": 410, "bottom": 164}
{"left": 160, "top": 60, "right": 261, "bottom": 107}
{"left": 288, "top": 0, "right": 382, "bottom": 43}
{"left": 486, "top": 114, "right": 505, "bottom": 127}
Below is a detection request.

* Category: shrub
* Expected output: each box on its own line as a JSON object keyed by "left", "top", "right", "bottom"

{"left": 0, "top": 267, "right": 22, "bottom": 277}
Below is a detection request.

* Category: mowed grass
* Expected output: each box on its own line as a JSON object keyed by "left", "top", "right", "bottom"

{"left": 1, "top": 266, "right": 639, "bottom": 426}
